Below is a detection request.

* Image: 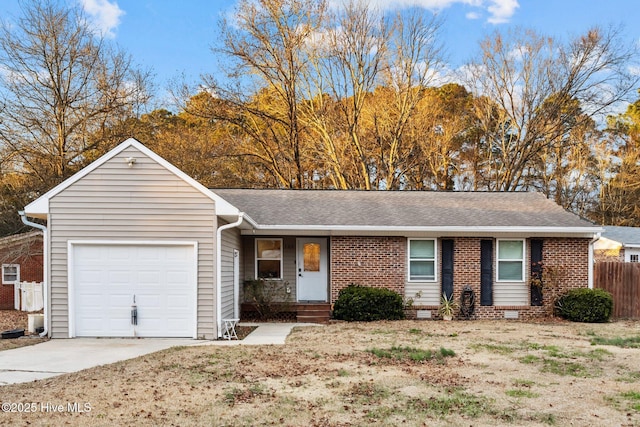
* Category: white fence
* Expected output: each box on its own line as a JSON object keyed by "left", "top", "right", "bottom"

{"left": 15, "top": 281, "right": 44, "bottom": 312}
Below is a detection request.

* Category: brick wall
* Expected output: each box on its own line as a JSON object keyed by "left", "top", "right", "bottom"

{"left": 542, "top": 237, "right": 590, "bottom": 291}
{"left": 330, "top": 235, "right": 591, "bottom": 321}
{"left": 0, "top": 233, "right": 44, "bottom": 310}
{"left": 330, "top": 236, "right": 405, "bottom": 303}
{"left": 437, "top": 237, "right": 588, "bottom": 320}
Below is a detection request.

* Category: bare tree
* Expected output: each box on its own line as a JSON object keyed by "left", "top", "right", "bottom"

{"left": 373, "top": 11, "right": 444, "bottom": 189}
{"left": 0, "top": 0, "right": 152, "bottom": 235}
{"left": 463, "top": 26, "right": 639, "bottom": 193}
{"left": 593, "top": 97, "right": 640, "bottom": 225}
{"left": 302, "top": 1, "right": 445, "bottom": 190}
{"left": 201, "top": 0, "right": 327, "bottom": 189}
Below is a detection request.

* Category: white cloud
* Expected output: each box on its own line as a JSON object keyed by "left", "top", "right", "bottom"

{"left": 486, "top": 0, "right": 519, "bottom": 24}
{"left": 328, "top": 0, "right": 480, "bottom": 12}
{"left": 78, "top": 0, "right": 124, "bottom": 38}
{"left": 328, "top": 0, "right": 518, "bottom": 24}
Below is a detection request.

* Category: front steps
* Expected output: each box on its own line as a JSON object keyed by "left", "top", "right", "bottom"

{"left": 296, "top": 303, "right": 331, "bottom": 324}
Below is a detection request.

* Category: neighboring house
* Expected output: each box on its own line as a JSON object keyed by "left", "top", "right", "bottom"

{"left": 594, "top": 226, "right": 640, "bottom": 263}
{"left": 21, "top": 138, "right": 601, "bottom": 339}
{"left": 0, "top": 231, "right": 44, "bottom": 310}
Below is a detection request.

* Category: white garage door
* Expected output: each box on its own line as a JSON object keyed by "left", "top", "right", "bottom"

{"left": 72, "top": 243, "right": 196, "bottom": 338}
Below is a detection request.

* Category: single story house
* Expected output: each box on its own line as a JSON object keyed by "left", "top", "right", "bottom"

{"left": 0, "top": 231, "right": 44, "bottom": 310}
{"left": 594, "top": 226, "right": 640, "bottom": 263}
{"left": 21, "top": 138, "right": 602, "bottom": 339}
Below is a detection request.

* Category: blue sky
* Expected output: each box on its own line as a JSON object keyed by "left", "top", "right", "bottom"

{"left": 1, "top": 0, "right": 639, "bottom": 95}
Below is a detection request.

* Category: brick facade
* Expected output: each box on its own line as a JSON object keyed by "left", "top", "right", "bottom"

{"left": 329, "top": 236, "right": 405, "bottom": 302}
{"left": 426, "top": 237, "right": 589, "bottom": 320}
{"left": 328, "top": 235, "right": 591, "bottom": 321}
{"left": 0, "top": 232, "right": 44, "bottom": 310}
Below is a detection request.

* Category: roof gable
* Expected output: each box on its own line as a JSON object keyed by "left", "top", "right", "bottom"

{"left": 24, "top": 138, "right": 239, "bottom": 218}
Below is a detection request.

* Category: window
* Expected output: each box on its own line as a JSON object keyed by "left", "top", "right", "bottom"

{"left": 302, "top": 242, "right": 320, "bottom": 272}
{"left": 497, "top": 240, "right": 525, "bottom": 282}
{"left": 408, "top": 239, "right": 436, "bottom": 281}
{"left": 255, "top": 239, "right": 282, "bottom": 279}
{"left": 2, "top": 264, "right": 19, "bottom": 285}
{"left": 630, "top": 254, "right": 639, "bottom": 263}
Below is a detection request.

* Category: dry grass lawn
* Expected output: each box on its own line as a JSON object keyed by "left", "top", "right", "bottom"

{"left": 1, "top": 319, "right": 640, "bottom": 426}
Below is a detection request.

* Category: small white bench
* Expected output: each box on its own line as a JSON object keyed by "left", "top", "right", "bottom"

{"left": 222, "top": 318, "right": 239, "bottom": 340}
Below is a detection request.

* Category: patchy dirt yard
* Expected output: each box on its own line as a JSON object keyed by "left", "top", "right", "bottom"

{"left": 0, "top": 310, "right": 46, "bottom": 351}
{"left": 0, "top": 319, "right": 639, "bottom": 426}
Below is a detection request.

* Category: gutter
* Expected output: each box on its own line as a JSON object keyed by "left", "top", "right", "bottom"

{"left": 588, "top": 232, "right": 601, "bottom": 289}
{"left": 216, "top": 213, "right": 244, "bottom": 339}
{"left": 18, "top": 211, "right": 48, "bottom": 338}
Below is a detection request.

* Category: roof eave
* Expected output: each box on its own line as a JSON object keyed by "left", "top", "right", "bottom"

{"left": 240, "top": 224, "right": 602, "bottom": 237}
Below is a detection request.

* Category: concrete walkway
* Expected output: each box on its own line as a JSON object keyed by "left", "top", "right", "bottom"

{"left": 0, "top": 322, "right": 319, "bottom": 385}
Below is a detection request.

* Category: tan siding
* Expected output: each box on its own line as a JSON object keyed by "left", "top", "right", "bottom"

{"left": 282, "top": 237, "right": 296, "bottom": 297}
{"left": 493, "top": 282, "right": 528, "bottom": 306}
{"left": 49, "top": 146, "right": 218, "bottom": 339}
{"left": 242, "top": 236, "right": 297, "bottom": 302}
{"left": 220, "top": 226, "right": 241, "bottom": 319}
{"left": 405, "top": 283, "right": 440, "bottom": 306}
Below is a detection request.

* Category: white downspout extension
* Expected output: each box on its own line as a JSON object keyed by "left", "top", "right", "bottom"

{"left": 588, "top": 232, "right": 601, "bottom": 289}
{"left": 216, "top": 213, "right": 244, "bottom": 339}
{"left": 18, "top": 211, "right": 49, "bottom": 338}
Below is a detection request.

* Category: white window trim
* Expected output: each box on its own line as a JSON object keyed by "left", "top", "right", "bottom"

{"left": 496, "top": 239, "right": 526, "bottom": 283}
{"left": 1, "top": 264, "right": 19, "bottom": 285}
{"left": 407, "top": 238, "right": 438, "bottom": 282}
{"left": 255, "top": 238, "right": 283, "bottom": 280}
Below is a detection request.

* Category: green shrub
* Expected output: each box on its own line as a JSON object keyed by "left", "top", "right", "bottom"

{"left": 556, "top": 288, "right": 613, "bottom": 323}
{"left": 333, "top": 285, "right": 405, "bottom": 321}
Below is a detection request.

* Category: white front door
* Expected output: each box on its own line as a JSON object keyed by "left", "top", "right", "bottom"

{"left": 296, "top": 238, "right": 328, "bottom": 301}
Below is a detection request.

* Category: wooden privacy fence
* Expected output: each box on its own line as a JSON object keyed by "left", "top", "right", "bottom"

{"left": 594, "top": 262, "right": 640, "bottom": 319}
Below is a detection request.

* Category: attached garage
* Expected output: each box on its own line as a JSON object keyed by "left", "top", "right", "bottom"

{"left": 69, "top": 242, "right": 197, "bottom": 338}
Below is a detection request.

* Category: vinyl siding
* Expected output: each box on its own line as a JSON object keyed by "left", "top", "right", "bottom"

{"left": 494, "top": 239, "right": 529, "bottom": 306}
{"left": 220, "top": 225, "right": 241, "bottom": 319}
{"left": 405, "top": 238, "right": 440, "bottom": 306}
{"left": 49, "top": 146, "right": 218, "bottom": 338}
{"left": 406, "top": 282, "right": 440, "bottom": 306}
{"left": 242, "top": 236, "right": 297, "bottom": 301}
{"left": 493, "top": 282, "right": 528, "bottom": 306}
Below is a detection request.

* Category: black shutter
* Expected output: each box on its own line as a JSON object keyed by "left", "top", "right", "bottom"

{"left": 530, "top": 239, "right": 543, "bottom": 306}
{"left": 441, "top": 239, "right": 454, "bottom": 299}
{"left": 480, "top": 240, "right": 493, "bottom": 306}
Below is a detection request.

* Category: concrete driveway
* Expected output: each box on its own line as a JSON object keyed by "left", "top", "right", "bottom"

{"left": 0, "top": 323, "right": 315, "bottom": 385}
{"left": 0, "top": 338, "right": 201, "bottom": 385}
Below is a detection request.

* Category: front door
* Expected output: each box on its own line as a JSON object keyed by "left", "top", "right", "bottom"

{"left": 296, "top": 238, "right": 328, "bottom": 301}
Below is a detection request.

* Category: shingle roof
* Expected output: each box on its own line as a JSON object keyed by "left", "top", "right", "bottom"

{"left": 601, "top": 226, "right": 640, "bottom": 246}
{"left": 212, "top": 189, "right": 596, "bottom": 230}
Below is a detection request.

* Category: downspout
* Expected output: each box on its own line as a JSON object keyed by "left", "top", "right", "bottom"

{"left": 18, "top": 211, "right": 48, "bottom": 338}
{"left": 216, "top": 213, "right": 244, "bottom": 339}
{"left": 588, "top": 232, "right": 601, "bottom": 290}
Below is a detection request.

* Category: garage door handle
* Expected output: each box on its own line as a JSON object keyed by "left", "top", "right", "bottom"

{"left": 131, "top": 295, "right": 138, "bottom": 326}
